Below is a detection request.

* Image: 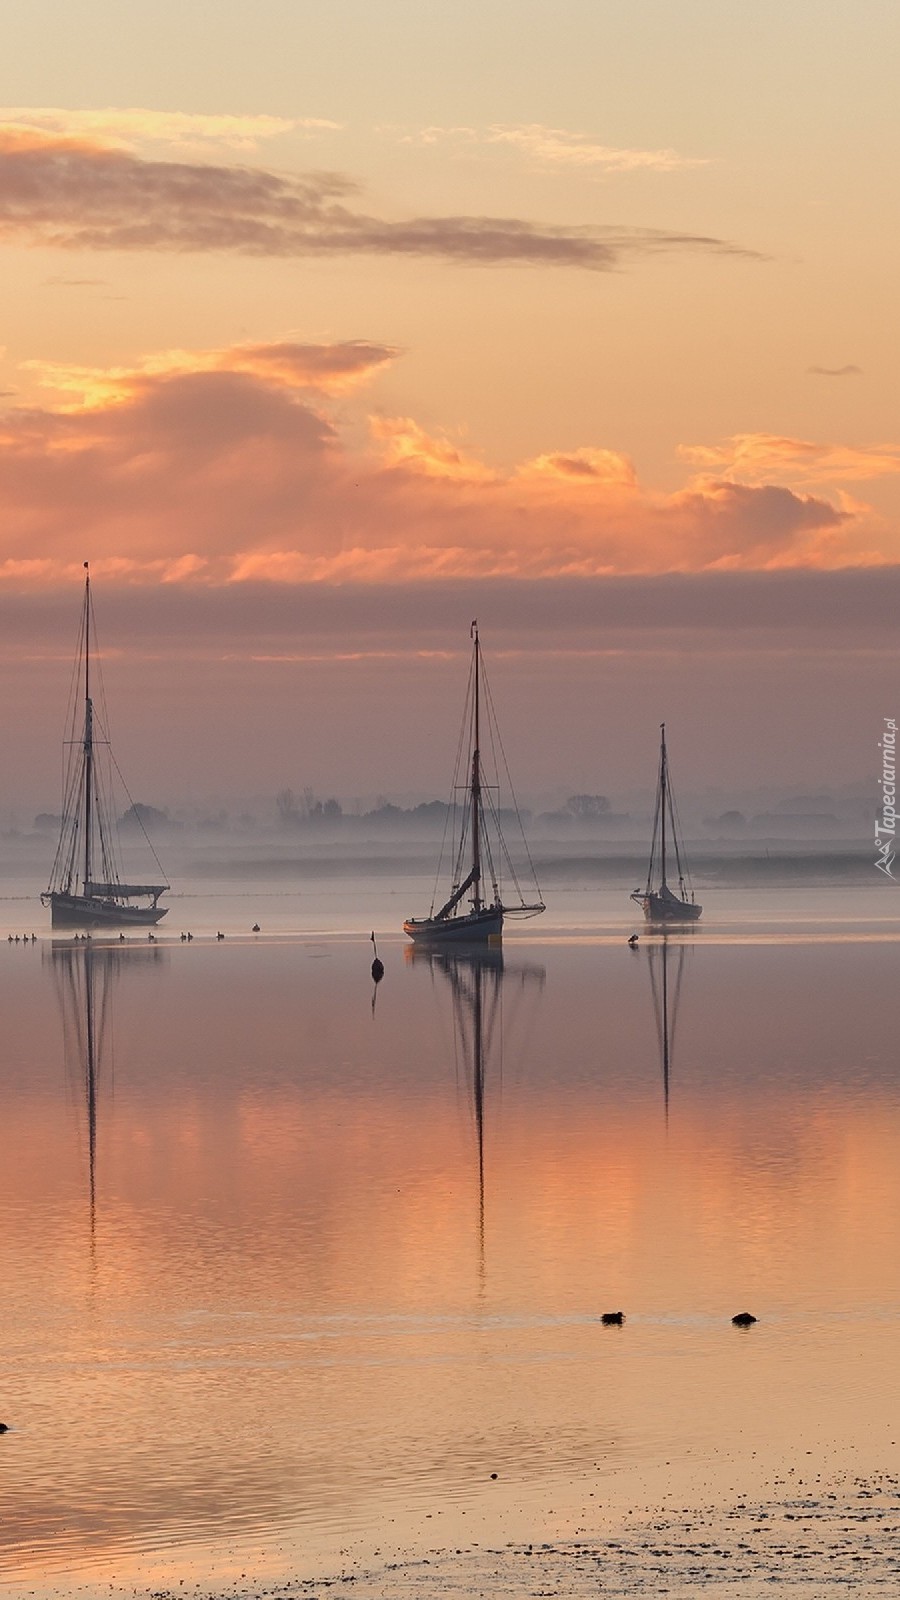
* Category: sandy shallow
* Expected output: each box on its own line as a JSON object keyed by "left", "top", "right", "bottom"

{"left": 123, "top": 1471, "right": 900, "bottom": 1600}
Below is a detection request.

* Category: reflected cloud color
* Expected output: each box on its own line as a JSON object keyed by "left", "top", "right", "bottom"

{"left": 1, "top": 934, "right": 899, "bottom": 1591}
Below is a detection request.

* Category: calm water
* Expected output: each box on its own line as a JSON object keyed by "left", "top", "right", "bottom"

{"left": 1, "top": 879, "right": 899, "bottom": 1597}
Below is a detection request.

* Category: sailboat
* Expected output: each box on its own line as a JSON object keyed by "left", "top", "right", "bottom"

{"left": 41, "top": 565, "right": 169, "bottom": 929}
{"left": 631, "top": 723, "right": 702, "bottom": 923}
{"left": 403, "top": 622, "right": 545, "bottom": 944}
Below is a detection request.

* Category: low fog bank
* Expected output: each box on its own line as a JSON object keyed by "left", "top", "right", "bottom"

{"left": 1, "top": 793, "right": 883, "bottom": 896}
{"left": 13, "top": 775, "right": 879, "bottom": 850}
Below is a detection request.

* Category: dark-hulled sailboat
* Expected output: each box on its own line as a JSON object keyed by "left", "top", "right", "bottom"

{"left": 403, "top": 623, "right": 545, "bottom": 945}
{"left": 41, "top": 566, "right": 169, "bottom": 930}
{"left": 631, "top": 723, "right": 701, "bottom": 924}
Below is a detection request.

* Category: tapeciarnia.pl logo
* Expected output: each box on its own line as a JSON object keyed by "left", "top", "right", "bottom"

{"left": 875, "top": 717, "right": 897, "bottom": 878}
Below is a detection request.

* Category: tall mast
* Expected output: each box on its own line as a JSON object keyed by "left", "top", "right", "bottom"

{"left": 82, "top": 563, "right": 93, "bottom": 894}
{"left": 659, "top": 722, "right": 667, "bottom": 889}
{"left": 470, "top": 621, "right": 482, "bottom": 912}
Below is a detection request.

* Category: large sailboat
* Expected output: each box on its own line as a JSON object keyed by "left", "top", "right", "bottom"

{"left": 631, "top": 724, "right": 702, "bottom": 924}
{"left": 42, "top": 566, "right": 169, "bottom": 930}
{"left": 403, "top": 623, "right": 545, "bottom": 944}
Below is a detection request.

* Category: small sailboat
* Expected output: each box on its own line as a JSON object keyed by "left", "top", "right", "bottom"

{"left": 403, "top": 623, "right": 545, "bottom": 945}
{"left": 41, "top": 565, "right": 169, "bottom": 930}
{"left": 631, "top": 723, "right": 701, "bottom": 924}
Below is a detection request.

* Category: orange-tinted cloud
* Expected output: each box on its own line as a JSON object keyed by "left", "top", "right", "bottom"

{"left": 0, "top": 340, "right": 881, "bottom": 586}
{"left": 26, "top": 339, "right": 400, "bottom": 407}
{"left": 0, "top": 108, "right": 336, "bottom": 152}
{"left": 407, "top": 123, "right": 707, "bottom": 174}
{"left": 680, "top": 433, "right": 900, "bottom": 484}
{"left": 0, "top": 127, "right": 756, "bottom": 270}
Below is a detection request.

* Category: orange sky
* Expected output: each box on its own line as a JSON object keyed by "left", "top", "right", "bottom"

{"left": 1, "top": 2, "right": 898, "bottom": 805}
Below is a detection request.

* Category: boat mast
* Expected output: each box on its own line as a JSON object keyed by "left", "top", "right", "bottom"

{"left": 659, "top": 723, "right": 667, "bottom": 890}
{"left": 470, "top": 621, "right": 482, "bottom": 912}
{"left": 82, "top": 563, "right": 94, "bottom": 896}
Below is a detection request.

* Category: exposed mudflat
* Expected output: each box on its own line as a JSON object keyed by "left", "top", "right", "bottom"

{"left": 145, "top": 1472, "right": 900, "bottom": 1600}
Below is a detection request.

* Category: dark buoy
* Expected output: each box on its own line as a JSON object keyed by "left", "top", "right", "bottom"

{"left": 370, "top": 931, "right": 384, "bottom": 983}
{"left": 732, "top": 1311, "right": 757, "bottom": 1327}
{"left": 252, "top": 923, "right": 260, "bottom": 933}
{"left": 601, "top": 1311, "right": 625, "bottom": 1326}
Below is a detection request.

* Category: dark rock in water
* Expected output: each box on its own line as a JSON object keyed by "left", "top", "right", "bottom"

{"left": 601, "top": 1311, "right": 625, "bottom": 1326}
{"left": 732, "top": 1311, "right": 758, "bottom": 1327}
{"left": 490, "top": 1472, "right": 498, "bottom": 1479}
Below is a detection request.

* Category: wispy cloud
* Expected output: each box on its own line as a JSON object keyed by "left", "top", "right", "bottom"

{"left": 680, "top": 433, "right": 900, "bottom": 484}
{"left": 808, "top": 364, "right": 863, "bottom": 378}
{"left": 0, "top": 128, "right": 754, "bottom": 271}
{"left": 0, "top": 107, "right": 338, "bottom": 153}
{"left": 43, "top": 275, "right": 108, "bottom": 288}
{"left": 26, "top": 338, "right": 400, "bottom": 407}
{"left": 404, "top": 123, "right": 706, "bottom": 174}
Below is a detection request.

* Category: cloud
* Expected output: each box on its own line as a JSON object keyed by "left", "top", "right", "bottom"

{"left": 2, "top": 570, "right": 899, "bottom": 664}
{"left": 808, "top": 364, "right": 862, "bottom": 378}
{"left": 26, "top": 338, "right": 400, "bottom": 407}
{"left": 0, "top": 108, "right": 337, "bottom": 153}
{"left": 0, "top": 340, "right": 882, "bottom": 585}
{"left": 408, "top": 123, "right": 707, "bottom": 174}
{"left": 0, "top": 128, "right": 755, "bottom": 270}
{"left": 680, "top": 433, "right": 900, "bottom": 485}
{"left": 369, "top": 416, "right": 495, "bottom": 481}
{"left": 518, "top": 448, "right": 638, "bottom": 488}
{"left": 43, "top": 275, "right": 108, "bottom": 287}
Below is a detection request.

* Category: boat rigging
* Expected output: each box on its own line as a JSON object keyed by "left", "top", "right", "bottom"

{"left": 403, "top": 623, "right": 545, "bottom": 944}
{"left": 631, "top": 723, "right": 702, "bottom": 924}
{"left": 42, "top": 565, "right": 169, "bottom": 929}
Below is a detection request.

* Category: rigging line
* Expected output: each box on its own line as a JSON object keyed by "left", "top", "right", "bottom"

{"left": 666, "top": 754, "right": 692, "bottom": 894}
{"left": 646, "top": 767, "right": 663, "bottom": 894}
{"left": 431, "top": 648, "right": 476, "bottom": 915}
{"left": 107, "top": 744, "right": 168, "bottom": 883}
{"left": 481, "top": 666, "right": 544, "bottom": 905}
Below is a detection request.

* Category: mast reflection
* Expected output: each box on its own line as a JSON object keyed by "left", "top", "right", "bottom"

{"left": 642, "top": 934, "right": 691, "bottom": 1119}
{"left": 47, "top": 939, "right": 165, "bottom": 1244}
{"left": 409, "top": 945, "right": 545, "bottom": 1277}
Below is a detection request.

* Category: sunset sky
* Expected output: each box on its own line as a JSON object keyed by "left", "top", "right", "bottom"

{"left": 2, "top": 0, "right": 898, "bottom": 813}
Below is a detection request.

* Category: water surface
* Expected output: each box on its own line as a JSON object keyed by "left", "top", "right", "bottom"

{"left": 0, "top": 891, "right": 898, "bottom": 1596}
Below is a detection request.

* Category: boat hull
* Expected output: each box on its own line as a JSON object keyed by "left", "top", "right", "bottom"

{"left": 403, "top": 907, "right": 503, "bottom": 944}
{"left": 634, "top": 891, "right": 702, "bottom": 925}
{"left": 46, "top": 892, "right": 168, "bottom": 930}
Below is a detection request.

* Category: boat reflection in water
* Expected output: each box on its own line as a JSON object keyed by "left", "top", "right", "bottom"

{"left": 640, "top": 933, "right": 693, "bottom": 1119}
{"left": 408, "top": 943, "right": 545, "bottom": 1272}
{"left": 47, "top": 939, "right": 165, "bottom": 1242}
